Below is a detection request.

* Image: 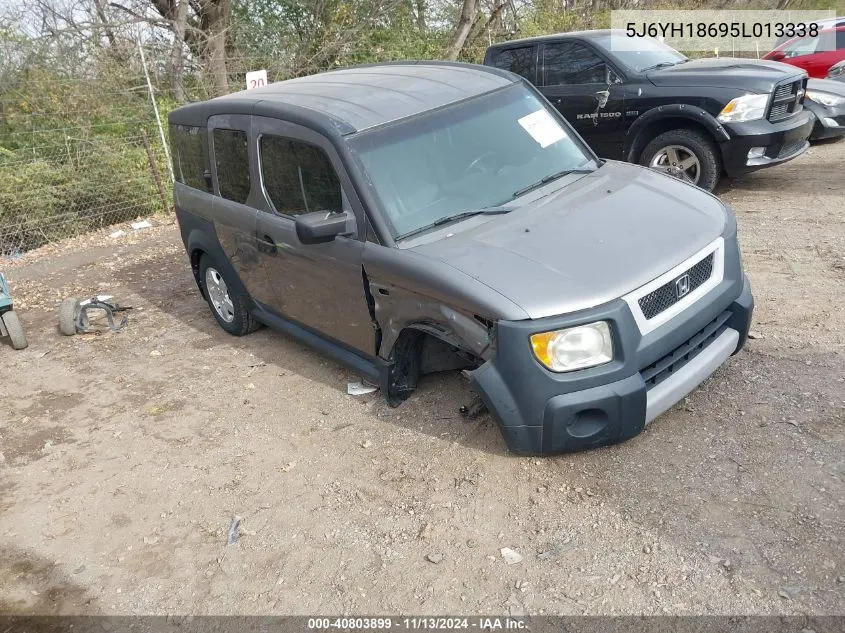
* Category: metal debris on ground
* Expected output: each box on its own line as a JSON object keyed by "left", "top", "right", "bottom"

{"left": 60, "top": 295, "right": 132, "bottom": 335}
{"left": 347, "top": 380, "right": 377, "bottom": 396}
{"left": 226, "top": 516, "right": 242, "bottom": 546}
{"left": 459, "top": 394, "right": 486, "bottom": 419}
{"left": 500, "top": 547, "right": 523, "bottom": 565}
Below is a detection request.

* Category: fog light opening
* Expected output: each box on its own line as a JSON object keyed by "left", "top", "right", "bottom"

{"left": 747, "top": 147, "right": 766, "bottom": 159}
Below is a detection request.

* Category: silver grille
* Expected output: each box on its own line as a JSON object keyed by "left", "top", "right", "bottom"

{"left": 768, "top": 79, "right": 806, "bottom": 122}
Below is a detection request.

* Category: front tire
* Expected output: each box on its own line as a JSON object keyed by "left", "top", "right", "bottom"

{"left": 198, "top": 255, "right": 259, "bottom": 336}
{"left": 639, "top": 128, "right": 722, "bottom": 192}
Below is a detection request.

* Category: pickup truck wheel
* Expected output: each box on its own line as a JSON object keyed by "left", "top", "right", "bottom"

{"left": 640, "top": 129, "right": 721, "bottom": 192}
{"left": 199, "top": 255, "right": 258, "bottom": 336}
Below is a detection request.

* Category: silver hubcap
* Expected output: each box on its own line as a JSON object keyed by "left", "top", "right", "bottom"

{"left": 205, "top": 267, "right": 235, "bottom": 323}
{"left": 649, "top": 145, "right": 701, "bottom": 184}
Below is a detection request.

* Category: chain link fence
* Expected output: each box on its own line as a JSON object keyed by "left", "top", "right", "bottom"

{"left": 0, "top": 49, "right": 173, "bottom": 258}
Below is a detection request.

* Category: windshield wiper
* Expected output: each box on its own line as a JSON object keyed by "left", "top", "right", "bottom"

{"left": 512, "top": 167, "right": 596, "bottom": 199}
{"left": 641, "top": 60, "right": 685, "bottom": 72}
{"left": 397, "top": 205, "right": 514, "bottom": 241}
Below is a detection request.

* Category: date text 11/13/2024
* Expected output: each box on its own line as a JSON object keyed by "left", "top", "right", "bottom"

{"left": 307, "top": 617, "right": 527, "bottom": 630}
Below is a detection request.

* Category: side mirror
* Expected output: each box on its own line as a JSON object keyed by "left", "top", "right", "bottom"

{"left": 595, "top": 89, "right": 610, "bottom": 109}
{"left": 769, "top": 50, "right": 786, "bottom": 61}
{"left": 295, "top": 210, "right": 351, "bottom": 244}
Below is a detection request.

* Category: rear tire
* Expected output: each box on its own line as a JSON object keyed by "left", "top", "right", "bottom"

{"left": 639, "top": 128, "right": 721, "bottom": 192}
{"left": 198, "top": 254, "right": 259, "bottom": 336}
{"left": 3, "top": 310, "right": 28, "bottom": 350}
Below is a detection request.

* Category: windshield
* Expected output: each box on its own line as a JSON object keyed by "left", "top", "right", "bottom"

{"left": 596, "top": 34, "right": 687, "bottom": 72}
{"left": 348, "top": 85, "right": 595, "bottom": 239}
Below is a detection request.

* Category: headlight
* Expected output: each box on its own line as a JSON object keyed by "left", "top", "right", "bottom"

{"left": 828, "top": 62, "right": 845, "bottom": 79}
{"left": 530, "top": 321, "right": 613, "bottom": 372}
{"left": 805, "top": 90, "right": 845, "bottom": 107}
{"left": 717, "top": 94, "right": 769, "bottom": 123}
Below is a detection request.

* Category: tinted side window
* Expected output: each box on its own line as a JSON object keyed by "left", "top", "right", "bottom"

{"left": 543, "top": 42, "right": 607, "bottom": 85}
{"left": 490, "top": 46, "right": 535, "bottom": 82}
{"left": 170, "top": 124, "right": 207, "bottom": 190}
{"left": 837, "top": 29, "right": 845, "bottom": 49}
{"left": 212, "top": 128, "right": 250, "bottom": 204}
{"left": 259, "top": 135, "right": 342, "bottom": 216}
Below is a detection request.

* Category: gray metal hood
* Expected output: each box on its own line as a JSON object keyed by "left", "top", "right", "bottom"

{"left": 408, "top": 161, "right": 727, "bottom": 320}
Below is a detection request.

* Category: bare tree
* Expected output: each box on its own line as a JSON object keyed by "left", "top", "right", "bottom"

{"left": 92, "top": 0, "right": 118, "bottom": 44}
{"left": 109, "top": 0, "right": 234, "bottom": 96}
{"left": 169, "top": 0, "right": 188, "bottom": 101}
{"left": 446, "top": 0, "right": 480, "bottom": 60}
{"left": 415, "top": 0, "right": 426, "bottom": 32}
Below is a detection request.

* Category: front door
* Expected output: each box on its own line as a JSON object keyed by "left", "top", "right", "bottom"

{"left": 538, "top": 40, "right": 627, "bottom": 159}
{"left": 250, "top": 117, "right": 375, "bottom": 356}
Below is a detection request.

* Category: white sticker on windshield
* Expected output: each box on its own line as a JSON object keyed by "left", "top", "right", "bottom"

{"left": 518, "top": 109, "right": 567, "bottom": 148}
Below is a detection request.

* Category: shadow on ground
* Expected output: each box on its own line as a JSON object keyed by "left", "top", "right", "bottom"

{"left": 0, "top": 546, "right": 94, "bottom": 614}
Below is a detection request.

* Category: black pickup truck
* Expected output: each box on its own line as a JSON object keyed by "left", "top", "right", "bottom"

{"left": 484, "top": 30, "right": 814, "bottom": 191}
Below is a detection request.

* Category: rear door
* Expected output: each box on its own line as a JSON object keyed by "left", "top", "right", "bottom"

{"left": 250, "top": 116, "right": 375, "bottom": 356}
{"left": 538, "top": 40, "right": 627, "bottom": 158}
{"left": 206, "top": 115, "right": 264, "bottom": 303}
{"left": 485, "top": 44, "right": 538, "bottom": 84}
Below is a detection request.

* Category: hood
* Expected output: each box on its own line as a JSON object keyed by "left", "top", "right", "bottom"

{"left": 807, "top": 77, "right": 845, "bottom": 98}
{"left": 409, "top": 162, "right": 727, "bottom": 320}
{"left": 647, "top": 58, "right": 806, "bottom": 92}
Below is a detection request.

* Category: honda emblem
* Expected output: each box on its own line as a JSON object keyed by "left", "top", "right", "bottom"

{"left": 675, "top": 273, "right": 691, "bottom": 299}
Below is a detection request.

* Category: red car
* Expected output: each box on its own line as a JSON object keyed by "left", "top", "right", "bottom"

{"left": 764, "top": 26, "right": 845, "bottom": 78}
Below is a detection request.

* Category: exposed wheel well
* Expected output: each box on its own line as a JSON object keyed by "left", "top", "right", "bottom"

{"left": 385, "top": 327, "right": 483, "bottom": 407}
{"left": 628, "top": 117, "right": 716, "bottom": 163}
{"left": 190, "top": 248, "right": 206, "bottom": 295}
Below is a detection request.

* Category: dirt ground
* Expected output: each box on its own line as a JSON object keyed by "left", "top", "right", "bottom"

{"left": 1, "top": 139, "right": 843, "bottom": 617}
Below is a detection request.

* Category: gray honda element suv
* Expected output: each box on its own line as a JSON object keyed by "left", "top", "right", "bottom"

{"left": 168, "top": 61, "right": 753, "bottom": 455}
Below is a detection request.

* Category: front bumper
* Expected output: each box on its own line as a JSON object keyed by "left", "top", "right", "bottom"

{"left": 806, "top": 99, "right": 845, "bottom": 140}
{"left": 719, "top": 110, "right": 813, "bottom": 177}
{"left": 470, "top": 229, "right": 754, "bottom": 456}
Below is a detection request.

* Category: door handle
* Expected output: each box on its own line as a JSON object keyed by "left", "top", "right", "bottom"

{"left": 257, "top": 234, "right": 277, "bottom": 255}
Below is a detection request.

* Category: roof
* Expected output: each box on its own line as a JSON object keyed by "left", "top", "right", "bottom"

{"left": 486, "top": 29, "right": 616, "bottom": 49}
{"left": 168, "top": 62, "right": 516, "bottom": 134}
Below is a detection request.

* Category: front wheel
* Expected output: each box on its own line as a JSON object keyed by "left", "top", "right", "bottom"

{"left": 639, "top": 129, "right": 722, "bottom": 192}
{"left": 2, "top": 310, "right": 28, "bottom": 350}
{"left": 198, "top": 255, "right": 259, "bottom": 336}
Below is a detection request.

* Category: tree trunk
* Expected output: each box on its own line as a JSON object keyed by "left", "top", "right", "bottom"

{"left": 93, "top": 0, "right": 117, "bottom": 46}
{"left": 446, "top": 0, "right": 479, "bottom": 60}
{"left": 202, "top": 0, "right": 231, "bottom": 96}
{"left": 415, "top": 0, "right": 426, "bottom": 32}
{"left": 169, "top": 0, "right": 189, "bottom": 102}
{"left": 468, "top": 1, "right": 506, "bottom": 47}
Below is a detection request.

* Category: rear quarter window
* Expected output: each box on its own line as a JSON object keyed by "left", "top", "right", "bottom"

{"left": 170, "top": 124, "right": 207, "bottom": 190}
{"left": 212, "top": 128, "right": 251, "bottom": 204}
